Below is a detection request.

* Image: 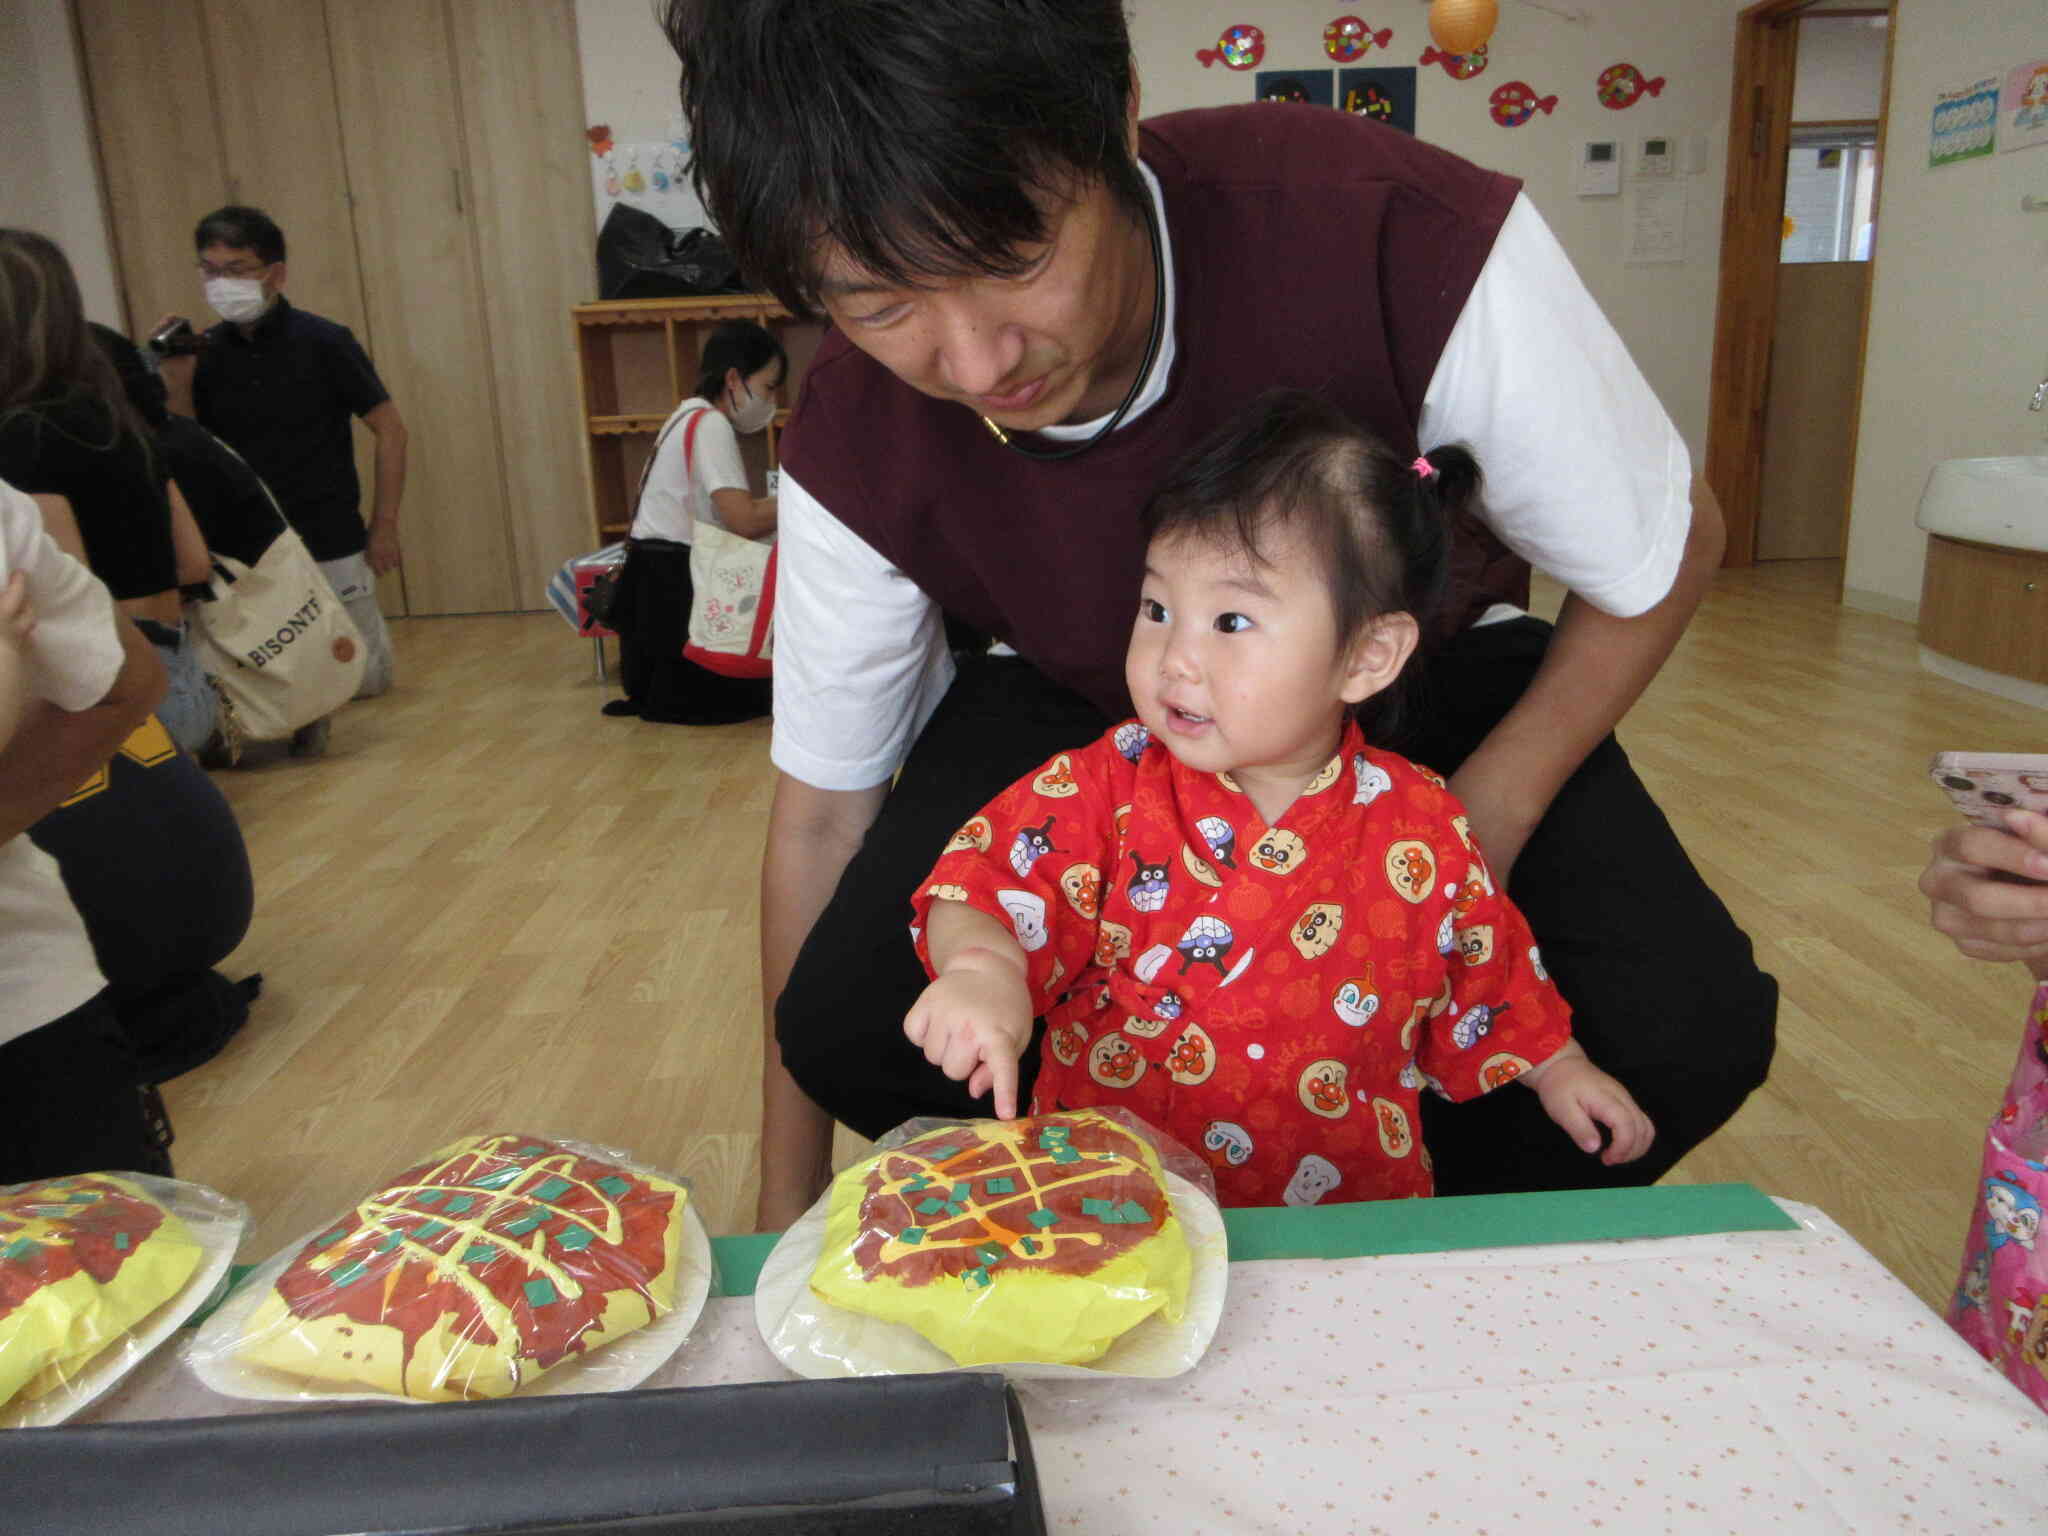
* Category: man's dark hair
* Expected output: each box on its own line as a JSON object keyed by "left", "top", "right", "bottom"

{"left": 194, "top": 205, "right": 286, "bottom": 264}
{"left": 695, "top": 319, "right": 787, "bottom": 400}
{"left": 663, "top": 0, "right": 1142, "bottom": 317}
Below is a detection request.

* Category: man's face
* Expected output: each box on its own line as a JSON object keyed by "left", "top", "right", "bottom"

{"left": 197, "top": 243, "right": 283, "bottom": 299}
{"left": 812, "top": 175, "right": 1154, "bottom": 431}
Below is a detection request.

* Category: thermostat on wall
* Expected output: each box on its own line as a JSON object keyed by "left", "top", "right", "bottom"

{"left": 1577, "top": 139, "right": 1621, "bottom": 197}
{"left": 1637, "top": 136, "right": 1675, "bottom": 178}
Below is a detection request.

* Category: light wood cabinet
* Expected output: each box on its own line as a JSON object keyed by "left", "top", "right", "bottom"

{"left": 573, "top": 297, "right": 824, "bottom": 542}
{"left": 1920, "top": 534, "right": 2048, "bottom": 685}
{"left": 73, "top": 0, "right": 591, "bottom": 617}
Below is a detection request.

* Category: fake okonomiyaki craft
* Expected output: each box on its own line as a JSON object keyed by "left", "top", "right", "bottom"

{"left": 191, "top": 1132, "right": 713, "bottom": 1403}
{"left": 0, "top": 1172, "right": 246, "bottom": 1428}
{"left": 757, "top": 1108, "right": 1228, "bottom": 1378}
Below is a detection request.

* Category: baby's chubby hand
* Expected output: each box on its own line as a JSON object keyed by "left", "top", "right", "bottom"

{"left": 903, "top": 945, "right": 1035, "bottom": 1119}
{"left": 1523, "top": 1041, "right": 1655, "bottom": 1166}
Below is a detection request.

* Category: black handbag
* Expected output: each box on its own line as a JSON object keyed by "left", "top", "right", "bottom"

{"left": 596, "top": 203, "right": 746, "bottom": 300}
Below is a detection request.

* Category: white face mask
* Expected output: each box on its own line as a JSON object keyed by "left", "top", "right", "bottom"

{"left": 204, "top": 276, "right": 270, "bottom": 324}
{"left": 728, "top": 378, "right": 777, "bottom": 435}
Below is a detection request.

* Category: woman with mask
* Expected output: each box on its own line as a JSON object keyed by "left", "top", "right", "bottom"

{"left": 604, "top": 320, "right": 785, "bottom": 724}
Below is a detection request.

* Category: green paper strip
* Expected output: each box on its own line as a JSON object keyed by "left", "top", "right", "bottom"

{"left": 595, "top": 1176, "right": 632, "bottom": 1198}
{"left": 985, "top": 1178, "right": 1017, "bottom": 1196}
{"left": 413, "top": 1220, "right": 449, "bottom": 1241}
{"left": 461, "top": 1243, "right": 498, "bottom": 1265}
{"left": 703, "top": 1183, "right": 1796, "bottom": 1298}
{"left": 899, "top": 1227, "right": 925, "bottom": 1246}
{"left": 920, "top": 1145, "right": 961, "bottom": 1162}
{"left": 524, "top": 1277, "right": 558, "bottom": 1308}
{"left": 555, "top": 1224, "right": 594, "bottom": 1252}
{"left": 471, "top": 1166, "right": 522, "bottom": 1191}
{"left": 114, "top": 1232, "right": 130, "bottom": 1251}
{"left": 442, "top": 1196, "right": 475, "bottom": 1216}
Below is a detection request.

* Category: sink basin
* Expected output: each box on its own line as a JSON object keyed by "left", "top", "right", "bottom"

{"left": 1917, "top": 455, "right": 2048, "bottom": 551}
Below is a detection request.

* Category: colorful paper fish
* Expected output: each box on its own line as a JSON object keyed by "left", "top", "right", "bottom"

{"left": 1489, "top": 81, "right": 1558, "bottom": 128}
{"left": 1420, "top": 43, "right": 1488, "bottom": 80}
{"left": 1196, "top": 23, "right": 1265, "bottom": 70}
{"left": 1597, "top": 63, "right": 1666, "bottom": 111}
{"left": 1324, "top": 16, "right": 1392, "bottom": 63}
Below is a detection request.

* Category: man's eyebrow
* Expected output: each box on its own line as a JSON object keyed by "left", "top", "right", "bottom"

{"left": 816, "top": 274, "right": 900, "bottom": 300}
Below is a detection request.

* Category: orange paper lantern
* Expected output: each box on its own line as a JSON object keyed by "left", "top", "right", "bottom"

{"left": 1428, "top": 0, "right": 1499, "bottom": 56}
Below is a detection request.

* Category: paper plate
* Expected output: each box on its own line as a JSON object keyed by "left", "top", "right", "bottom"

{"left": 755, "top": 1170, "right": 1227, "bottom": 1380}
{"left": 2, "top": 1174, "right": 249, "bottom": 1430}
{"left": 189, "top": 1195, "right": 713, "bottom": 1405}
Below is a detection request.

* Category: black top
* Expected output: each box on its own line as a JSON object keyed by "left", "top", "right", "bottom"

{"left": 0, "top": 394, "right": 177, "bottom": 600}
{"left": 192, "top": 297, "right": 389, "bottom": 561}
{"left": 153, "top": 416, "right": 282, "bottom": 571}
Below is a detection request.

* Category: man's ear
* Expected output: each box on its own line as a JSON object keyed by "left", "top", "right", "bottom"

{"left": 268, "top": 259, "right": 289, "bottom": 294}
{"left": 1338, "top": 611, "right": 1419, "bottom": 706}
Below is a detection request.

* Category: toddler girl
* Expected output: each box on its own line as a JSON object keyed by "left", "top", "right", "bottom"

{"left": 904, "top": 391, "right": 1651, "bottom": 1206}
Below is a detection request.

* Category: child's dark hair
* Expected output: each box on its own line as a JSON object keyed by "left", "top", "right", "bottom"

{"left": 694, "top": 320, "right": 787, "bottom": 401}
{"left": 1140, "top": 389, "right": 1481, "bottom": 731}
{"left": 193, "top": 205, "right": 286, "bottom": 265}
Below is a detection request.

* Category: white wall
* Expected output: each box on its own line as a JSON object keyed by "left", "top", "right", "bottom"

{"left": 0, "top": 0, "right": 121, "bottom": 323}
{"left": 1794, "top": 15, "right": 1891, "bottom": 123}
{"left": 1130, "top": 0, "right": 1750, "bottom": 477}
{"left": 1844, "top": 0, "right": 2048, "bottom": 616}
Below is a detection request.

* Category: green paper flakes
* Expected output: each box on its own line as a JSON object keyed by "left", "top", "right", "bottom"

{"left": 963, "top": 1266, "right": 992, "bottom": 1289}
{"left": 501, "top": 1212, "right": 545, "bottom": 1237}
{"left": 470, "top": 1166, "right": 523, "bottom": 1191}
{"left": 555, "top": 1225, "right": 595, "bottom": 1253}
{"left": 984, "top": 1178, "right": 1016, "bottom": 1196}
{"left": 898, "top": 1227, "right": 925, "bottom": 1246}
{"left": 330, "top": 1261, "right": 367, "bottom": 1287}
{"left": 530, "top": 1177, "right": 573, "bottom": 1203}
{"left": 920, "top": 1144, "right": 961, "bottom": 1162}
{"left": 949, "top": 1182, "right": 971, "bottom": 1203}
{"left": 412, "top": 1190, "right": 445, "bottom": 1208}
{"left": 2, "top": 1238, "right": 40, "bottom": 1263}
{"left": 413, "top": 1220, "right": 449, "bottom": 1241}
{"left": 975, "top": 1243, "right": 1005, "bottom": 1265}
{"left": 373, "top": 1231, "right": 403, "bottom": 1254}
{"left": 514, "top": 1144, "right": 548, "bottom": 1158}
{"left": 315, "top": 1228, "right": 353, "bottom": 1248}
{"left": 461, "top": 1243, "right": 498, "bottom": 1265}
{"left": 442, "top": 1196, "right": 475, "bottom": 1216}
{"left": 113, "top": 1232, "right": 131, "bottom": 1251}
{"left": 1027, "top": 1209, "right": 1059, "bottom": 1229}
{"left": 523, "top": 1277, "right": 558, "bottom": 1308}
{"left": 915, "top": 1197, "right": 949, "bottom": 1217}
{"left": 1118, "top": 1200, "right": 1148, "bottom": 1223}
{"left": 595, "top": 1176, "right": 632, "bottom": 1199}
{"left": 1020, "top": 1236, "right": 1039, "bottom": 1256}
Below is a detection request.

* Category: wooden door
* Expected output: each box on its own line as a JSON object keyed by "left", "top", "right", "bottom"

{"left": 72, "top": 0, "right": 230, "bottom": 337}
{"left": 1754, "top": 263, "right": 1869, "bottom": 561}
{"left": 447, "top": 0, "right": 595, "bottom": 604}
{"left": 322, "top": 0, "right": 518, "bottom": 615}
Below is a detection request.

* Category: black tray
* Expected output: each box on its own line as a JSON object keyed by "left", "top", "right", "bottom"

{"left": 3, "top": 1371, "right": 1046, "bottom": 1535}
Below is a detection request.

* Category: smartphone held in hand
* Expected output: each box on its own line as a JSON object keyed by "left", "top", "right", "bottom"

{"left": 1931, "top": 751, "right": 2048, "bottom": 827}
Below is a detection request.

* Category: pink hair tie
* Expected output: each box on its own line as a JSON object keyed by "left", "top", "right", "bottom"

{"left": 1412, "top": 455, "right": 1437, "bottom": 480}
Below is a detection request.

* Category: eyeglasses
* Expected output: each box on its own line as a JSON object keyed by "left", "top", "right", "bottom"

{"left": 197, "top": 260, "right": 271, "bottom": 280}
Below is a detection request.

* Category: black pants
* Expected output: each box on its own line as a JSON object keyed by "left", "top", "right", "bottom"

{"left": 613, "top": 542, "right": 771, "bottom": 725}
{"left": 0, "top": 992, "right": 173, "bottom": 1185}
{"left": 777, "top": 625, "right": 1777, "bottom": 1195}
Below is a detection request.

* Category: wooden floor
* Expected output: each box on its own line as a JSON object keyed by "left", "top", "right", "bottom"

{"left": 169, "top": 561, "right": 2042, "bottom": 1312}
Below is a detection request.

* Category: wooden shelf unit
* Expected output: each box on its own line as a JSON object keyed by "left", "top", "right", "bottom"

{"left": 573, "top": 295, "right": 823, "bottom": 542}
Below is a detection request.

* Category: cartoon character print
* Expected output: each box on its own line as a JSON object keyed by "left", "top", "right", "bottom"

{"left": 1094, "top": 920, "right": 1134, "bottom": 968}
{"left": 1132, "top": 944, "right": 1173, "bottom": 984}
{"left": 1372, "top": 1098, "right": 1414, "bottom": 1158}
{"left": 1125, "top": 849, "right": 1171, "bottom": 913}
{"left": 1204, "top": 1120, "right": 1254, "bottom": 1167}
{"left": 1196, "top": 815, "right": 1238, "bottom": 869}
{"left": 1333, "top": 976, "right": 1379, "bottom": 1027}
{"left": 1047, "top": 1018, "right": 1090, "bottom": 1067}
{"left": 1955, "top": 1247, "right": 1991, "bottom": 1317}
{"left": 2020, "top": 1293, "right": 2048, "bottom": 1379}
{"left": 944, "top": 816, "right": 993, "bottom": 855}
{"left": 1303, "top": 756, "right": 1344, "bottom": 796}
{"left": 1528, "top": 945, "right": 1549, "bottom": 984}
{"left": 1167, "top": 1024, "right": 1216, "bottom": 1085}
{"left": 1353, "top": 754, "right": 1393, "bottom": 806}
{"left": 1087, "top": 1031, "right": 1146, "bottom": 1088}
{"left": 1009, "top": 815, "right": 1060, "bottom": 878}
{"left": 1059, "top": 863, "right": 1101, "bottom": 919}
{"left": 1385, "top": 838, "right": 1435, "bottom": 903}
{"left": 1446, "top": 866, "right": 1488, "bottom": 916}
{"left": 997, "top": 890, "right": 1049, "bottom": 953}
{"left": 1175, "top": 915, "right": 1236, "bottom": 976}
{"left": 1457, "top": 925, "right": 1496, "bottom": 967}
{"left": 1114, "top": 722, "right": 1151, "bottom": 763}
{"left": 1434, "top": 910, "right": 1457, "bottom": 958}
{"left": 1292, "top": 902, "right": 1343, "bottom": 959}
{"left": 1181, "top": 845, "right": 1224, "bottom": 888}
{"left": 1298, "top": 1059, "right": 1350, "bottom": 1119}
{"left": 1250, "top": 828, "right": 1307, "bottom": 876}
{"left": 1479, "top": 1052, "right": 1531, "bottom": 1090}
{"left": 1451, "top": 1000, "right": 1509, "bottom": 1050}
{"left": 1122, "top": 1011, "right": 1170, "bottom": 1040}
{"left": 1154, "top": 990, "right": 1184, "bottom": 1023}
{"left": 1401, "top": 997, "right": 1428, "bottom": 1054}
{"left": 926, "top": 883, "right": 969, "bottom": 904}
{"left": 1283, "top": 1153, "right": 1343, "bottom": 1206}
{"left": 1032, "top": 754, "right": 1080, "bottom": 798}
{"left": 1985, "top": 1174, "right": 2043, "bottom": 1252}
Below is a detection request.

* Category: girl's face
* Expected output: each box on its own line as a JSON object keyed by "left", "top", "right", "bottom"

{"left": 1125, "top": 524, "right": 1407, "bottom": 819}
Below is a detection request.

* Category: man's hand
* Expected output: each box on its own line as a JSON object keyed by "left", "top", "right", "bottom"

{"left": 903, "top": 944, "right": 1034, "bottom": 1118}
{"left": 1922, "top": 811, "right": 2048, "bottom": 977}
{"left": 367, "top": 521, "right": 403, "bottom": 577}
{"left": 1521, "top": 1041, "right": 1655, "bottom": 1165}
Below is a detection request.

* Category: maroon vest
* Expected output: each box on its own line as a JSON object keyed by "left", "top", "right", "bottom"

{"left": 781, "top": 104, "right": 1527, "bottom": 719}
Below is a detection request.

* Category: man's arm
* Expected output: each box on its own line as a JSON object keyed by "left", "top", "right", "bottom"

{"left": 1448, "top": 479, "right": 1725, "bottom": 878}
{"left": 0, "top": 613, "right": 164, "bottom": 845}
{"left": 756, "top": 771, "right": 890, "bottom": 1231}
{"left": 362, "top": 401, "right": 407, "bottom": 576}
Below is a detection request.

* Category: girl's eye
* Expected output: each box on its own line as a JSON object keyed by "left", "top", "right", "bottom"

{"left": 1215, "top": 612, "right": 1254, "bottom": 634}
{"left": 1140, "top": 598, "right": 1167, "bottom": 623}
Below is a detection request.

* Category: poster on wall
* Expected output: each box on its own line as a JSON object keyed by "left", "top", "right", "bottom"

{"left": 2000, "top": 59, "right": 2048, "bottom": 155}
{"left": 589, "top": 130, "right": 710, "bottom": 233}
{"left": 1339, "top": 68, "right": 1416, "bottom": 135}
{"left": 1929, "top": 77, "right": 1998, "bottom": 168}
{"left": 1255, "top": 69, "right": 1335, "bottom": 107}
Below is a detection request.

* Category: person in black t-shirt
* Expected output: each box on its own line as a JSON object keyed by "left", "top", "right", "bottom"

{"left": 156, "top": 205, "right": 409, "bottom": 751}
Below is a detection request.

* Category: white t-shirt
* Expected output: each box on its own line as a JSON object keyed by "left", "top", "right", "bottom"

{"left": 771, "top": 184, "right": 1692, "bottom": 794}
{"left": 0, "top": 480, "right": 122, "bottom": 1041}
{"left": 628, "top": 398, "right": 752, "bottom": 543}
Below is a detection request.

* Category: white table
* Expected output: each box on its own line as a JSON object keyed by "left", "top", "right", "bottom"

{"left": 88, "top": 1198, "right": 2047, "bottom": 1532}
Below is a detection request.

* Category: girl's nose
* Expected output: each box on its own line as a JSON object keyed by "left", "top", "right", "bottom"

{"left": 1160, "top": 632, "right": 1201, "bottom": 682}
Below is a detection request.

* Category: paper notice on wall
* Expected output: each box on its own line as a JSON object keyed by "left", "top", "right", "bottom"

{"left": 1625, "top": 180, "right": 1686, "bottom": 265}
{"left": 2001, "top": 59, "right": 2048, "bottom": 155}
{"left": 590, "top": 139, "right": 711, "bottom": 233}
{"left": 1930, "top": 76, "right": 1998, "bottom": 167}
